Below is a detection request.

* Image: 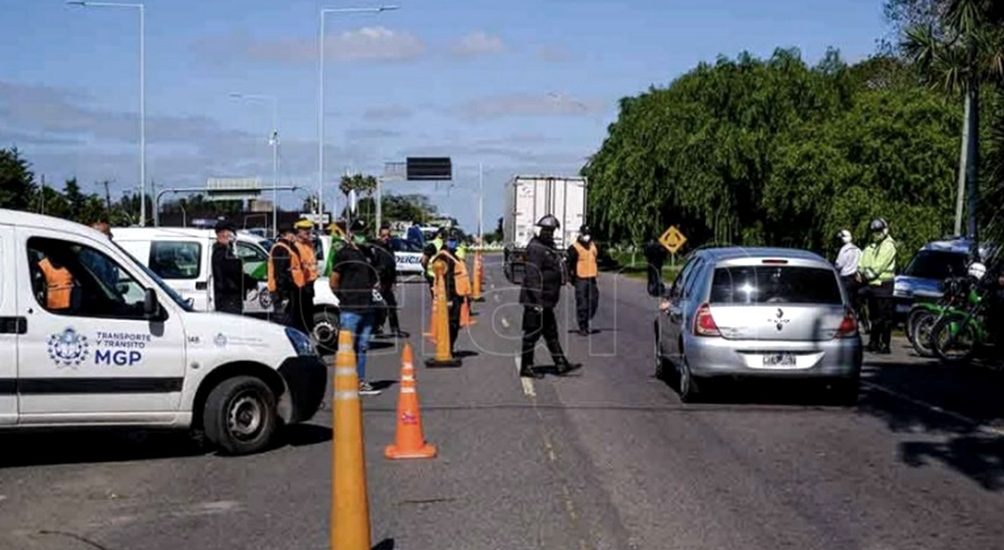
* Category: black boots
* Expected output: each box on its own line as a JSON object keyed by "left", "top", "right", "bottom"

{"left": 554, "top": 357, "right": 582, "bottom": 376}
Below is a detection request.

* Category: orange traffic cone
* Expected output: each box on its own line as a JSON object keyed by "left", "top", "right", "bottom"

{"left": 423, "top": 295, "right": 440, "bottom": 343}
{"left": 385, "top": 344, "right": 437, "bottom": 460}
{"left": 331, "top": 330, "right": 371, "bottom": 550}
{"left": 426, "top": 262, "right": 461, "bottom": 368}
{"left": 460, "top": 298, "right": 476, "bottom": 327}
{"left": 471, "top": 252, "right": 485, "bottom": 303}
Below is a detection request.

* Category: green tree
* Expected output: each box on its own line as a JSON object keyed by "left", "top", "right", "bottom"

{"left": 339, "top": 173, "right": 378, "bottom": 196}
{"left": 901, "top": 0, "right": 1004, "bottom": 241}
{"left": 0, "top": 147, "right": 37, "bottom": 210}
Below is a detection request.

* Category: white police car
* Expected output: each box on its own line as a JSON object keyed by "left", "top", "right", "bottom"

{"left": 0, "top": 210, "right": 325, "bottom": 455}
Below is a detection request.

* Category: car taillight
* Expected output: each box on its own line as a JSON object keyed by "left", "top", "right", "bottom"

{"left": 836, "top": 310, "right": 858, "bottom": 338}
{"left": 694, "top": 304, "right": 721, "bottom": 337}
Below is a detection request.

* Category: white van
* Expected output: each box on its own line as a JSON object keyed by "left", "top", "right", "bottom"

{"left": 112, "top": 228, "right": 342, "bottom": 351}
{"left": 0, "top": 210, "right": 326, "bottom": 455}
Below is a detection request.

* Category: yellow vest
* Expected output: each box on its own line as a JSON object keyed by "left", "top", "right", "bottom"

{"left": 295, "top": 241, "right": 319, "bottom": 283}
{"left": 572, "top": 241, "right": 598, "bottom": 278}
{"left": 433, "top": 250, "right": 471, "bottom": 296}
{"left": 39, "top": 257, "right": 73, "bottom": 310}
{"left": 268, "top": 241, "right": 306, "bottom": 292}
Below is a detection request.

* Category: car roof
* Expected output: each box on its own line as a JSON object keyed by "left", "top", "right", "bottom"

{"left": 0, "top": 208, "right": 111, "bottom": 242}
{"left": 112, "top": 227, "right": 216, "bottom": 240}
{"left": 696, "top": 246, "right": 828, "bottom": 264}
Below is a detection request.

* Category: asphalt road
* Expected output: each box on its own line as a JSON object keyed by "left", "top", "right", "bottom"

{"left": 2, "top": 255, "right": 1003, "bottom": 550}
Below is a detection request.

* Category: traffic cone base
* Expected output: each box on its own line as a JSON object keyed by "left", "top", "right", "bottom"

{"left": 425, "top": 357, "right": 462, "bottom": 368}
{"left": 385, "top": 442, "right": 437, "bottom": 460}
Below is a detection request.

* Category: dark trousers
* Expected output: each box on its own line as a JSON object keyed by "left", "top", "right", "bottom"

{"left": 448, "top": 298, "right": 462, "bottom": 351}
{"left": 286, "top": 287, "right": 314, "bottom": 335}
{"left": 865, "top": 281, "right": 894, "bottom": 349}
{"left": 574, "top": 278, "right": 599, "bottom": 330}
{"left": 520, "top": 306, "right": 566, "bottom": 367}
{"left": 375, "top": 284, "right": 400, "bottom": 332}
{"left": 215, "top": 295, "right": 243, "bottom": 315}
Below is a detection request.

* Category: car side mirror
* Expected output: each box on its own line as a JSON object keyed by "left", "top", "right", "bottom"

{"left": 143, "top": 288, "right": 163, "bottom": 320}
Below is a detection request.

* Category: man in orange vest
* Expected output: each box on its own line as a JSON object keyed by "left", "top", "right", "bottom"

{"left": 293, "top": 219, "right": 319, "bottom": 333}
{"left": 38, "top": 252, "right": 75, "bottom": 312}
{"left": 268, "top": 225, "right": 309, "bottom": 333}
{"left": 567, "top": 224, "right": 600, "bottom": 336}
{"left": 431, "top": 229, "right": 471, "bottom": 354}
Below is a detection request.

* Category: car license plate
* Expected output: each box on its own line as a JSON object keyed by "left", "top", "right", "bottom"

{"left": 762, "top": 353, "right": 796, "bottom": 368}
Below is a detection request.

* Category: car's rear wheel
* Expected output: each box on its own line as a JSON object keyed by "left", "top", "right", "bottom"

{"left": 678, "top": 358, "right": 701, "bottom": 403}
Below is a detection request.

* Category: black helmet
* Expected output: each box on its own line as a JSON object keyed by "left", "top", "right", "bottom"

{"left": 869, "top": 218, "right": 888, "bottom": 232}
{"left": 579, "top": 224, "right": 591, "bottom": 236}
{"left": 536, "top": 215, "right": 560, "bottom": 230}
{"left": 214, "top": 219, "right": 236, "bottom": 233}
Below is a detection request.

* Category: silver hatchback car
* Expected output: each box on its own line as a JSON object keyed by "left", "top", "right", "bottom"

{"left": 652, "top": 247, "right": 862, "bottom": 403}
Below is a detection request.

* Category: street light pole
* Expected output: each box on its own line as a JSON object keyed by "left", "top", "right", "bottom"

{"left": 479, "top": 162, "right": 485, "bottom": 245}
{"left": 67, "top": 1, "right": 146, "bottom": 226}
{"left": 230, "top": 93, "right": 279, "bottom": 237}
{"left": 318, "top": 5, "right": 399, "bottom": 223}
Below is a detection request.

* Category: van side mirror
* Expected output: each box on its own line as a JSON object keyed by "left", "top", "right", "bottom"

{"left": 143, "top": 288, "right": 162, "bottom": 320}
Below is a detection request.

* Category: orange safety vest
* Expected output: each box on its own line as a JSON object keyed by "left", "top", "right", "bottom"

{"left": 572, "top": 241, "right": 598, "bottom": 278}
{"left": 268, "top": 241, "right": 306, "bottom": 292}
{"left": 295, "top": 241, "right": 319, "bottom": 283}
{"left": 433, "top": 250, "right": 471, "bottom": 297}
{"left": 39, "top": 257, "right": 73, "bottom": 310}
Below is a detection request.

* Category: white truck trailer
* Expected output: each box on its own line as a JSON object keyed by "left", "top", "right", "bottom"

{"left": 502, "top": 175, "right": 587, "bottom": 283}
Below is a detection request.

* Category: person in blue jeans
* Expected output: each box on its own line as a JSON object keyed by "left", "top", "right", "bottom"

{"left": 329, "top": 219, "right": 381, "bottom": 395}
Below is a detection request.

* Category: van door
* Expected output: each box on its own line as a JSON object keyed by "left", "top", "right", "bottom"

{"left": 16, "top": 229, "right": 187, "bottom": 421}
{"left": 0, "top": 226, "right": 19, "bottom": 425}
{"left": 147, "top": 239, "right": 210, "bottom": 311}
{"left": 234, "top": 240, "right": 272, "bottom": 314}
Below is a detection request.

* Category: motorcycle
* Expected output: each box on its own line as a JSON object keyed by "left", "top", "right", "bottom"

{"left": 929, "top": 262, "right": 997, "bottom": 365}
{"left": 906, "top": 276, "right": 971, "bottom": 357}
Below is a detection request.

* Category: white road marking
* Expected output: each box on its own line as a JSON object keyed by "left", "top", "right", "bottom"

{"left": 862, "top": 380, "right": 1004, "bottom": 437}
{"left": 493, "top": 293, "right": 501, "bottom": 303}
{"left": 501, "top": 317, "right": 510, "bottom": 329}
{"left": 515, "top": 356, "right": 536, "bottom": 397}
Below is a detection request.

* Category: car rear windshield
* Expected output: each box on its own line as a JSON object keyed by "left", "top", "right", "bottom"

{"left": 903, "top": 250, "right": 968, "bottom": 280}
{"left": 710, "top": 265, "right": 842, "bottom": 305}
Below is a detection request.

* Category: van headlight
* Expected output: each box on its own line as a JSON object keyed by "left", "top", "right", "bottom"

{"left": 285, "top": 327, "right": 317, "bottom": 356}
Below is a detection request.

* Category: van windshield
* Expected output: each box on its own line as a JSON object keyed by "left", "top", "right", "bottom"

{"left": 710, "top": 265, "right": 843, "bottom": 305}
{"left": 114, "top": 243, "right": 195, "bottom": 312}
{"left": 903, "top": 250, "right": 968, "bottom": 280}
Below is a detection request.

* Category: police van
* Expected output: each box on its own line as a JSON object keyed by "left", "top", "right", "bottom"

{"left": 0, "top": 210, "right": 326, "bottom": 455}
{"left": 112, "top": 227, "right": 342, "bottom": 351}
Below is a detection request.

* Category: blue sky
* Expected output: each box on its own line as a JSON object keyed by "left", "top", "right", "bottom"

{"left": 0, "top": 0, "right": 888, "bottom": 230}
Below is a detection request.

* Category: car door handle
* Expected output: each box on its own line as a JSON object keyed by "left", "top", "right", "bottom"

{"left": 0, "top": 316, "right": 27, "bottom": 334}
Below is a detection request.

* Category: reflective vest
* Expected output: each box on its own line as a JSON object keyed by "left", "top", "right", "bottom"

{"left": 425, "top": 237, "right": 444, "bottom": 277}
{"left": 433, "top": 250, "right": 471, "bottom": 297}
{"left": 295, "top": 241, "right": 319, "bottom": 283}
{"left": 268, "top": 241, "right": 306, "bottom": 292}
{"left": 572, "top": 241, "right": 598, "bottom": 278}
{"left": 39, "top": 257, "right": 73, "bottom": 310}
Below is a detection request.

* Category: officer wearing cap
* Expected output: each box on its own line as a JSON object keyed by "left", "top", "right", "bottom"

{"left": 567, "top": 224, "right": 600, "bottom": 336}
{"left": 519, "top": 214, "right": 581, "bottom": 378}
{"left": 211, "top": 219, "right": 257, "bottom": 314}
{"left": 292, "top": 219, "right": 319, "bottom": 332}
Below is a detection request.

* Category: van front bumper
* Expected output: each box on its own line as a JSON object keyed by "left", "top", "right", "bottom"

{"left": 278, "top": 356, "right": 327, "bottom": 423}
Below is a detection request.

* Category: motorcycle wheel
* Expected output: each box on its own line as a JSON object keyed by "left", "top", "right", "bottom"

{"left": 931, "top": 314, "right": 979, "bottom": 366}
{"left": 910, "top": 311, "right": 938, "bottom": 357}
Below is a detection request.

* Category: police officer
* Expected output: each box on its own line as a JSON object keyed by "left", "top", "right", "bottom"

{"left": 268, "top": 225, "right": 309, "bottom": 333}
{"left": 211, "top": 220, "right": 257, "bottom": 315}
{"left": 567, "top": 224, "right": 600, "bottom": 336}
{"left": 293, "top": 219, "right": 319, "bottom": 332}
{"left": 430, "top": 229, "right": 471, "bottom": 354}
{"left": 421, "top": 227, "right": 447, "bottom": 287}
{"left": 857, "top": 218, "right": 897, "bottom": 354}
{"left": 519, "top": 215, "right": 581, "bottom": 378}
{"left": 371, "top": 224, "right": 408, "bottom": 338}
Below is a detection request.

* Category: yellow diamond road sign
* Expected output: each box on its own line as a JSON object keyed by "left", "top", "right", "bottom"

{"left": 659, "top": 225, "right": 687, "bottom": 254}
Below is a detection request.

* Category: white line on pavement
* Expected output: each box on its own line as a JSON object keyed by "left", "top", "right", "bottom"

{"left": 862, "top": 380, "right": 1004, "bottom": 437}
{"left": 500, "top": 317, "right": 510, "bottom": 329}
{"left": 514, "top": 356, "right": 536, "bottom": 397}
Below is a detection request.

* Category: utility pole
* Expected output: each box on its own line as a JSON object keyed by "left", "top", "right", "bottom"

{"left": 102, "top": 180, "right": 113, "bottom": 214}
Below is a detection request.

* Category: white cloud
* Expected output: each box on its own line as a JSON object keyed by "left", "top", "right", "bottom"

{"left": 193, "top": 27, "right": 426, "bottom": 66}
{"left": 451, "top": 93, "right": 606, "bottom": 120}
{"left": 450, "top": 31, "right": 506, "bottom": 58}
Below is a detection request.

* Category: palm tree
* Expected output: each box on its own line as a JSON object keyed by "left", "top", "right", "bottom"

{"left": 901, "top": 0, "right": 1004, "bottom": 244}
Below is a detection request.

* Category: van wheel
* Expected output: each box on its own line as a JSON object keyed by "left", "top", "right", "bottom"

{"left": 203, "top": 376, "right": 278, "bottom": 455}
{"left": 312, "top": 311, "right": 340, "bottom": 353}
